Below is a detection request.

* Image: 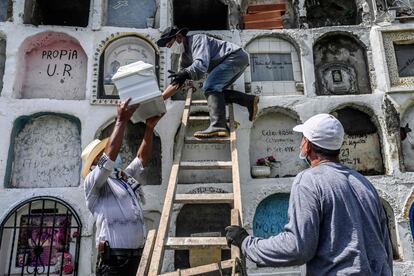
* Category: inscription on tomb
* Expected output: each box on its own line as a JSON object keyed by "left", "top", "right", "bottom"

{"left": 22, "top": 38, "right": 86, "bottom": 100}
{"left": 253, "top": 194, "right": 290, "bottom": 238}
{"left": 250, "top": 113, "right": 305, "bottom": 177}
{"left": 11, "top": 115, "right": 81, "bottom": 188}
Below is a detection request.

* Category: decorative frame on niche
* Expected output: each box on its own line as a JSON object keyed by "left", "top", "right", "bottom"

{"left": 382, "top": 30, "right": 414, "bottom": 90}
{"left": 91, "top": 33, "right": 164, "bottom": 105}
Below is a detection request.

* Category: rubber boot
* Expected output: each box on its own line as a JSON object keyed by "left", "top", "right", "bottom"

{"left": 223, "top": 90, "right": 259, "bottom": 121}
{"left": 194, "top": 92, "right": 229, "bottom": 138}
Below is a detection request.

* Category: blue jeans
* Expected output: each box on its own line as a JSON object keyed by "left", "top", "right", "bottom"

{"left": 203, "top": 49, "right": 249, "bottom": 94}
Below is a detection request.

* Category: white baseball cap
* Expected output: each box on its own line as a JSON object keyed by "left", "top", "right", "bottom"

{"left": 293, "top": 113, "right": 344, "bottom": 150}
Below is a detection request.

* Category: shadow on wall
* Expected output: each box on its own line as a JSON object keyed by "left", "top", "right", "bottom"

{"left": 0, "top": 0, "right": 13, "bottom": 22}
{"left": 0, "top": 38, "right": 5, "bottom": 95}
{"left": 381, "top": 198, "right": 401, "bottom": 260}
{"left": 304, "top": 0, "right": 360, "bottom": 27}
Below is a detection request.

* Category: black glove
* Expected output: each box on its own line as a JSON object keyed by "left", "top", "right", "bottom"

{"left": 225, "top": 225, "right": 249, "bottom": 248}
{"left": 168, "top": 69, "right": 190, "bottom": 87}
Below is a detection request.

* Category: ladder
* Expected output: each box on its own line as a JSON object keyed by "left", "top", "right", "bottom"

{"left": 137, "top": 89, "right": 245, "bottom": 275}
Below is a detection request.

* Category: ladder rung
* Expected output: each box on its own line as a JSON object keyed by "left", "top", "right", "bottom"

{"left": 180, "top": 161, "right": 233, "bottom": 170}
{"left": 166, "top": 237, "right": 228, "bottom": 250}
{"left": 175, "top": 193, "right": 234, "bottom": 204}
{"left": 185, "top": 136, "right": 230, "bottom": 144}
{"left": 189, "top": 116, "right": 210, "bottom": 121}
{"left": 191, "top": 100, "right": 207, "bottom": 105}
{"left": 160, "top": 259, "right": 235, "bottom": 276}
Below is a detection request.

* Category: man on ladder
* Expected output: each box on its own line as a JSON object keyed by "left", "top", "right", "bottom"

{"left": 157, "top": 26, "right": 259, "bottom": 138}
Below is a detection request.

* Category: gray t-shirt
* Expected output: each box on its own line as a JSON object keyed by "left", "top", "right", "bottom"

{"left": 242, "top": 162, "right": 393, "bottom": 276}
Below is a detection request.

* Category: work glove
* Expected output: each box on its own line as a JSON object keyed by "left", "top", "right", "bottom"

{"left": 168, "top": 70, "right": 190, "bottom": 87}
{"left": 225, "top": 225, "right": 249, "bottom": 248}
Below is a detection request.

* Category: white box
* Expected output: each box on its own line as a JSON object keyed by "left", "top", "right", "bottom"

{"left": 112, "top": 61, "right": 166, "bottom": 123}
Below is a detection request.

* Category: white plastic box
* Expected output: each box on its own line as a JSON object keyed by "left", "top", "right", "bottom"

{"left": 112, "top": 61, "right": 166, "bottom": 123}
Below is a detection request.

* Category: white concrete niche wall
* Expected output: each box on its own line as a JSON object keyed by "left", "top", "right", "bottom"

{"left": 18, "top": 32, "right": 87, "bottom": 100}
{"left": 0, "top": 197, "right": 82, "bottom": 275}
{"left": 381, "top": 198, "right": 402, "bottom": 260}
{"left": 331, "top": 107, "right": 384, "bottom": 175}
{"left": 245, "top": 36, "right": 302, "bottom": 96}
{"left": 0, "top": 37, "right": 5, "bottom": 95}
{"left": 252, "top": 193, "right": 289, "bottom": 239}
{"left": 401, "top": 105, "right": 414, "bottom": 172}
{"left": 7, "top": 113, "right": 82, "bottom": 188}
{"left": 249, "top": 109, "right": 306, "bottom": 178}
{"left": 98, "top": 120, "right": 162, "bottom": 185}
{"left": 104, "top": 0, "right": 158, "bottom": 28}
{"left": 313, "top": 32, "right": 371, "bottom": 96}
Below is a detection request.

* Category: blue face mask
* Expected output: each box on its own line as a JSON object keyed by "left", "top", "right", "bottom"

{"left": 299, "top": 146, "right": 311, "bottom": 167}
{"left": 114, "top": 155, "right": 123, "bottom": 170}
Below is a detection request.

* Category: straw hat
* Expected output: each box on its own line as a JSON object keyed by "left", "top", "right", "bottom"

{"left": 81, "top": 138, "right": 109, "bottom": 178}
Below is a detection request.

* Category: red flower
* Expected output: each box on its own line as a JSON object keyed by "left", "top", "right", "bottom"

{"left": 72, "top": 231, "right": 79, "bottom": 238}
{"left": 266, "top": 155, "right": 276, "bottom": 162}
{"left": 256, "top": 158, "right": 266, "bottom": 165}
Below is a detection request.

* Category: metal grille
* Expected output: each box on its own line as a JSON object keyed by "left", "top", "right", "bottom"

{"left": 0, "top": 197, "right": 82, "bottom": 276}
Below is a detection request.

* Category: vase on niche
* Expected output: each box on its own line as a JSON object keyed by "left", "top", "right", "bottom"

{"left": 251, "top": 166, "right": 271, "bottom": 178}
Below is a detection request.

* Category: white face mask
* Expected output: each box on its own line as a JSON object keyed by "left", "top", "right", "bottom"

{"left": 171, "top": 41, "right": 185, "bottom": 55}
{"left": 299, "top": 142, "right": 311, "bottom": 167}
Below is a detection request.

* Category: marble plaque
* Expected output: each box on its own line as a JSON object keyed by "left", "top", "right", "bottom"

{"left": 250, "top": 53, "right": 294, "bottom": 82}
{"left": 10, "top": 115, "right": 81, "bottom": 188}
{"left": 106, "top": 0, "right": 156, "bottom": 28}
{"left": 250, "top": 112, "right": 305, "bottom": 178}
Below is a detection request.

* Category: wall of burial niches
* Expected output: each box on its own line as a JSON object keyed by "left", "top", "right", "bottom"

{"left": 175, "top": 204, "right": 231, "bottom": 269}
{"left": 0, "top": 38, "right": 5, "bottom": 95}
{"left": 98, "top": 121, "right": 162, "bottom": 185}
{"left": 7, "top": 114, "right": 82, "bottom": 188}
{"left": 0, "top": 0, "right": 12, "bottom": 22}
{"left": 173, "top": 0, "right": 228, "bottom": 30}
{"left": 402, "top": 106, "right": 414, "bottom": 171}
{"left": 253, "top": 193, "right": 290, "bottom": 238}
{"left": 313, "top": 33, "right": 371, "bottom": 96}
{"left": 23, "top": 0, "right": 90, "bottom": 27}
{"left": 245, "top": 36, "right": 302, "bottom": 96}
{"left": 96, "top": 35, "right": 158, "bottom": 102}
{"left": 332, "top": 107, "right": 384, "bottom": 175}
{"left": 105, "top": 0, "right": 157, "bottom": 28}
{"left": 250, "top": 110, "right": 306, "bottom": 178}
{"left": 19, "top": 32, "right": 87, "bottom": 100}
{"left": 304, "top": 0, "right": 359, "bottom": 28}
{"left": 381, "top": 199, "right": 401, "bottom": 259}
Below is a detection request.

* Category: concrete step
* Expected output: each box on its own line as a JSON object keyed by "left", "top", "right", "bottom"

{"left": 180, "top": 161, "right": 233, "bottom": 170}
{"left": 184, "top": 136, "right": 230, "bottom": 144}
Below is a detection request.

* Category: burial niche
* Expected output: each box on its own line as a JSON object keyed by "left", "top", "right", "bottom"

{"left": 253, "top": 193, "right": 289, "bottom": 238}
{"left": 0, "top": 38, "right": 5, "bottom": 95}
{"left": 97, "top": 36, "right": 158, "bottom": 101}
{"left": 332, "top": 107, "right": 384, "bottom": 175}
{"left": 7, "top": 114, "right": 81, "bottom": 188}
{"left": 105, "top": 0, "right": 157, "bottom": 28}
{"left": 245, "top": 36, "right": 302, "bottom": 96}
{"left": 394, "top": 42, "right": 414, "bottom": 78}
{"left": 0, "top": 0, "right": 13, "bottom": 21}
{"left": 173, "top": 0, "right": 228, "bottom": 30}
{"left": 0, "top": 197, "right": 82, "bottom": 276}
{"left": 175, "top": 204, "right": 231, "bottom": 269}
{"left": 23, "top": 0, "right": 90, "bottom": 27}
{"left": 99, "top": 121, "right": 162, "bottom": 185}
{"left": 250, "top": 110, "right": 306, "bottom": 178}
{"left": 381, "top": 199, "right": 400, "bottom": 260}
{"left": 305, "top": 0, "right": 359, "bottom": 28}
{"left": 313, "top": 33, "right": 371, "bottom": 95}
{"left": 20, "top": 32, "right": 87, "bottom": 100}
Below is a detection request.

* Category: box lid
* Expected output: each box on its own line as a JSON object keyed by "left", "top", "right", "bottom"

{"left": 112, "top": 61, "right": 154, "bottom": 80}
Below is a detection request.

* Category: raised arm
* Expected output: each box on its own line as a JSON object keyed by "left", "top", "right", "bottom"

{"left": 105, "top": 98, "right": 138, "bottom": 161}
{"left": 162, "top": 83, "right": 181, "bottom": 100}
{"left": 138, "top": 115, "right": 163, "bottom": 166}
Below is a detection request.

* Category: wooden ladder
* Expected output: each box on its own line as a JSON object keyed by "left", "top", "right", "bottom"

{"left": 137, "top": 89, "right": 245, "bottom": 276}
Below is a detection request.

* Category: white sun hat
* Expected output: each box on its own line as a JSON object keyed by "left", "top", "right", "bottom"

{"left": 81, "top": 138, "right": 109, "bottom": 178}
{"left": 293, "top": 113, "right": 344, "bottom": 150}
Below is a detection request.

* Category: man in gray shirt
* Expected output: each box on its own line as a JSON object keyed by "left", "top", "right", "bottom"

{"left": 82, "top": 98, "right": 161, "bottom": 276}
{"left": 226, "top": 113, "right": 393, "bottom": 275}
{"left": 157, "top": 26, "right": 259, "bottom": 138}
